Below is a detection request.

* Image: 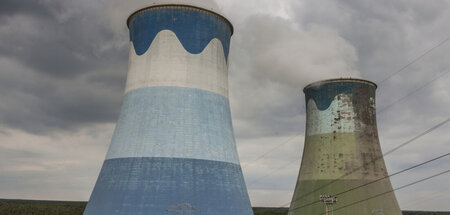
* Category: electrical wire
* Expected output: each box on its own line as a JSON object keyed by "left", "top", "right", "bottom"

{"left": 246, "top": 156, "right": 301, "bottom": 185}
{"left": 244, "top": 72, "right": 448, "bottom": 180}
{"left": 242, "top": 68, "right": 448, "bottom": 175}
{"left": 378, "top": 70, "right": 450, "bottom": 114}
{"left": 287, "top": 152, "right": 449, "bottom": 212}
{"left": 242, "top": 61, "right": 450, "bottom": 206}
{"left": 318, "top": 169, "right": 450, "bottom": 215}
{"left": 283, "top": 118, "right": 449, "bottom": 209}
{"left": 243, "top": 35, "right": 450, "bottom": 169}
{"left": 241, "top": 131, "right": 304, "bottom": 168}
{"left": 377, "top": 36, "right": 450, "bottom": 85}
{"left": 382, "top": 118, "right": 449, "bottom": 157}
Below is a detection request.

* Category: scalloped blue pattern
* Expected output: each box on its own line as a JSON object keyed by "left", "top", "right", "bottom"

{"left": 129, "top": 8, "right": 231, "bottom": 60}
{"left": 305, "top": 82, "right": 376, "bottom": 111}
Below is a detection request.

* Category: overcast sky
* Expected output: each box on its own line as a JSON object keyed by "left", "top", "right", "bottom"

{"left": 0, "top": 0, "right": 449, "bottom": 211}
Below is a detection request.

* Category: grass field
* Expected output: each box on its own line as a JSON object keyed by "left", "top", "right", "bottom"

{"left": 1, "top": 199, "right": 449, "bottom": 215}
{"left": 0, "top": 199, "right": 85, "bottom": 215}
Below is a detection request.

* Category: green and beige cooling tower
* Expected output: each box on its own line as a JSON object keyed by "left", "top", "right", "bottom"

{"left": 289, "top": 78, "right": 402, "bottom": 215}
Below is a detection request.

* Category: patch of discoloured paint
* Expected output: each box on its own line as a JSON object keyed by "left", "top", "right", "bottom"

{"left": 298, "top": 133, "right": 386, "bottom": 180}
{"left": 289, "top": 79, "right": 401, "bottom": 215}
{"left": 306, "top": 94, "right": 356, "bottom": 136}
{"left": 304, "top": 79, "right": 377, "bottom": 111}
{"left": 289, "top": 179, "right": 401, "bottom": 215}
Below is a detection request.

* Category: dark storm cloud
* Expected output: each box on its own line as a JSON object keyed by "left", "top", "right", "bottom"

{"left": 0, "top": 0, "right": 128, "bottom": 134}
{"left": 220, "top": 0, "right": 450, "bottom": 207}
{"left": 0, "top": 0, "right": 60, "bottom": 18}
{"left": 0, "top": 0, "right": 126, "bottom": 78}
{"left": 0, "top": 0, "right": 449, "bottom": 208}
{"left": 0, "top": 58, "right": 126, "bottom": 133}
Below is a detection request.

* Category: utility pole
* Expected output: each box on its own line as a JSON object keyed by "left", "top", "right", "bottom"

{"left": 320, "top": 195, "right": 337, "bottom": 215}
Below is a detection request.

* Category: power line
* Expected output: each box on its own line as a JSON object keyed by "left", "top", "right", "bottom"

{"left": 382, "top": 118, "right": 449, "bottom": 157}
{"left": 244, "top": 110, "right": 447, "bottom": 209}
{"left": 246, "top": 156, "right": 301, "bottom": 185}
{"left": 242, "top": 67, "right": 448, "bottom": 174}
{"left": 334, "top": 153, "right": 449, "bottom": 196}
{"left": 287, "top": 152, "right": 449, "bottom": 212}
{"left": 320, "top": 169, "right": 450, "bottom": 215}
{"left": 288, "top": 118, "right": 449, "bottom": 206}
{"left": 244, "top": 71, "right": 448, "bottom": 177}
{"left": 378, "top": 70, "right": 450, "bottom": 114}
{"left": 245, "top": 107, "right": 447, "bottom": 194}
{"left": 242, "top": 131, "right": 303, "bottom": 168}
{"left": 377, "top": 36, "right": 450, "bottom": 85}
{"left": 242, "top": 60, "right": 449, "bottom": 201}
{"left": 241, "top": 36, "right": 450, "bottom": 174}
{"left": 284, "top": 118, "right": 449, "bottom": 209}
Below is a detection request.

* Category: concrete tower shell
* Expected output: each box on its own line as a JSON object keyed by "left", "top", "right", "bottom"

{"left": 288, "top": 79, "right": 402, "bottom": 215}
{"left": 84, "top": 4, "right": 253, "bottom": 215}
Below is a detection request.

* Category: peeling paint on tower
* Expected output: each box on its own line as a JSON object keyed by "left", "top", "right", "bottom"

{"left": 289, "top": 78, "right": 402, "bottom": 215}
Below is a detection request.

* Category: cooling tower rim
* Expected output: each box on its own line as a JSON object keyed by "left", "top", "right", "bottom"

{"left": 303, "top": 78, "right": 377, "bottom": 92}
{"left": 127, "top": 4, "right": 234, "bottom": 36}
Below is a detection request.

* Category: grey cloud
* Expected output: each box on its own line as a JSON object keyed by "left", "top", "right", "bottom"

{"left": 0, "top": 60, "right": 125, "bottom": 134}
{"left": 228, "top": 14, "right": 359, "bottom": 139}
{"left": 0, "top": 125, "right": 113, "bottom": 200}
{"left": 286, "top": 0, "right": 450, "bottom": 135}
{"left": 0, "top": 0, "right": 449, "bottom": 210}
{"left": 292, "top": 0, "right": 450, "bottom": 81}
{"left": 225, "top": 0, "right": 450, "bottom": 209}
{"left": 235, "top": 15, "right": 359, "bottom": 87}
{"left": 0, "top": 0, "right": 128, "bottom": 134}
{"left": 0, "top": 2, "right": 125, "bottom": 78}
{"left": 0, "top": 146, "right": 41, "bottom": 159}
{"left": 0, "top": 0, "right": 61, "bottom": 19}
{"left": 0, "top": 0, "right": 226, "bottom": 135}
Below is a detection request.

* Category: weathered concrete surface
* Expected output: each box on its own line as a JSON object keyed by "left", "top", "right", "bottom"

{"left": 289, "top": 79, "right": 402, "bottom": 215}
{"left": 84, "top": 5, "right": 252, "bottom": 215}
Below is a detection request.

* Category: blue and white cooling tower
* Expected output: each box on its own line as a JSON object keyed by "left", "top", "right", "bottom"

{"left": 84, "top": 4, "right": 253, "bottom": 215}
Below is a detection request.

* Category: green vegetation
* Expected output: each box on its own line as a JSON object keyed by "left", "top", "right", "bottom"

{"left": 0, "top": 200, "right": 448, "bottom": 215}
{"left": 402, "top": 212, "right": 450, "bottom": 215}
{"left": 0, "top": 200, "right": 85, "bottom": 215}
{"left": 253, "top": 207, "right": 288, "bottom": 215}
{"left": 252, "top": 208, "right": 450, "bottom": 215}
